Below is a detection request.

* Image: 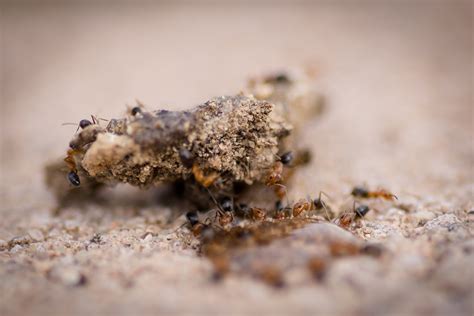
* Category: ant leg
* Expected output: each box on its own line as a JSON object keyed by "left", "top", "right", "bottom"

{"left": 273, "top": 183, "right": 290, "bottom": 206}
{"left": 320, "top": 198, "right": 331, "bottom": 220}
{"left": 205, "top": 187, "right": 225, "bottom": 213}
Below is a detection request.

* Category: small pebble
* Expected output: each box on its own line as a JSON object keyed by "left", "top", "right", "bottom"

{"left": 28, "top": 229, "right": 44, "bottom": 242}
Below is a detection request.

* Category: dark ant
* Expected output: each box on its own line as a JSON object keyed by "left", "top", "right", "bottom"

{"left": 62, "top": 115, "right": 107, "bottom": 134}
{"left": 351, "top": 186, "right": 398, "bottom": 200}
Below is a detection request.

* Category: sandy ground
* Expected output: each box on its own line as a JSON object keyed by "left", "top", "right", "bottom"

{"left": 1, "top": 2, "right": 473, "bottom": 316}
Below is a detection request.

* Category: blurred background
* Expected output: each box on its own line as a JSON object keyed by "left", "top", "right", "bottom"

{"left": 0, "top": 1, "right": 472, "bottom": 314}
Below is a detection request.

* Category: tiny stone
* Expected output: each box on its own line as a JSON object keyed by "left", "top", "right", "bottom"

{"left": 424, "top": 214, "right": 462, "bottom": 231}
{"left": 143, "top": 233, "right": 153, "bottom": 242}
{"left": 10, "top": 244, "right": 23, "bottom": 253}
{"left": 55, "top": 268, "right": 87, "bottom": 286}
{"left": 411, "top": 211, "right": 436, "bottom": 226}
{"left": 28, "top": 229, "right": 44, "bottom": 242}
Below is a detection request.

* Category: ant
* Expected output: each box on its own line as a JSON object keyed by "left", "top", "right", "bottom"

{"left": 265, "top": 151, "right": 293, "bottom": 201}
{"left": 129, "top": 99, "right": 148, "bottom": 117}
{"left": 351, "top": 186, "right": 398, "bottom": 201}
{"left": 179, "top": 147, "right": 218, "bottom": 187}
{"left": 64, "top": 148, "right": 82, "bottom": 186}
{"left": 265, "top": 151, "right": 293, "bottom": 186}
{"left": 63, "top": 115, "right": 106, "bottom": 186}
{"left": 313, "top": 191, "right": 333, "bottom": 220}
{"left": 274, "top": 200, "right": 291, "bottom": 220}
{"left": 62, "top": 115, "right": 107, "bottom": 134}
{"left": 192, "top": 164, "right": 219, "bottom": 188}
{"left": 214, "top": 197, "right": 234, "bottom": 227}
{"left": 335, "top": 201, "right": 371, "bottom": 229}
{"left": 205, "top": 189, "right": 234, "bottom": 227}
{"left": 250, "top": 207, "right": 266, "bottom": 221}
{"left": 233, "top": 203, "right": 266, "bottom": 221}
{"left": 292, "top": 198, "right": 312, "bottom": 217}
{"left": 178, "top": 148, "right": 219, "bottom": 188}
{"left": 185, "top": 211, "right": 210, "bottom": 236}
{"left": 292, "top": 191, "right": 331, "bottom": 218}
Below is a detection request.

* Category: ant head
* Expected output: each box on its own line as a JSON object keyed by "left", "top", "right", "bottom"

{"left": 355, "top": 205, "right": 370, "bottom": 217}
{"left": 67, "top": 171, "right": 80, "bottom": 186}
{"left": 313, "top": 198, "right": 323, "bottom": 209}
{"left": 280, "top": 151, "right": 293, "bottom": 165}
{"left": 185, "top": 211, "right": 199, "bottom": 226}
{"left": 220, "top": 197, "right": 233, "bottom": 212}
{"left": 79, "top": 119, "right": 92, "bottom": 129}
{"left": 275, "top": 200, "right": 283, "bottom": 210}
{"left": 131, "top": 107, "right": 142, "bottom": 116}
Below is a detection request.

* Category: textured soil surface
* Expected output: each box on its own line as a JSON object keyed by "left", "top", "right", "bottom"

{"left": 1, "top": 2, "right": 473, "bottom": 316}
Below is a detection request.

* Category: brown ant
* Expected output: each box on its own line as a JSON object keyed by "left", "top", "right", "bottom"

{"left": 185, "top": 211, "right": 209, "bottom": 236}
{"left": 351, "top": 186, "right": 398, "bottom": 200}
{"left": 235, "top": 203, "right": 266, "bottom": 221}
{"left": 179, "top": 148, "right": 218, "bottom": 188}
{"left": 64, "top": 148, "right": 82, "bottom": 186}
{"left": 63, "top": 115, "right": 109, "bottom": 186}
{"left": 265, "top": 151, "right": 293, "bottom": 186}
{"left": 334, "top": 201, "right": 371, "bottom": 229}
{"left": 250, "top": 207, "right": 266, "bottom": 221}
{"left": 205, "top": 190, "right": 234, "bottom": 227}
{"left": 192, "top": 164, "right": 219, "bottom": 188}
{"left": 265, "top": 151, "right": 294, "bottom": 201}
{"left": 265, "top": 161, "right": 284, "bottom": 186}
{"left": 292, "top": 198, "right": 312, "bottom": 217}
